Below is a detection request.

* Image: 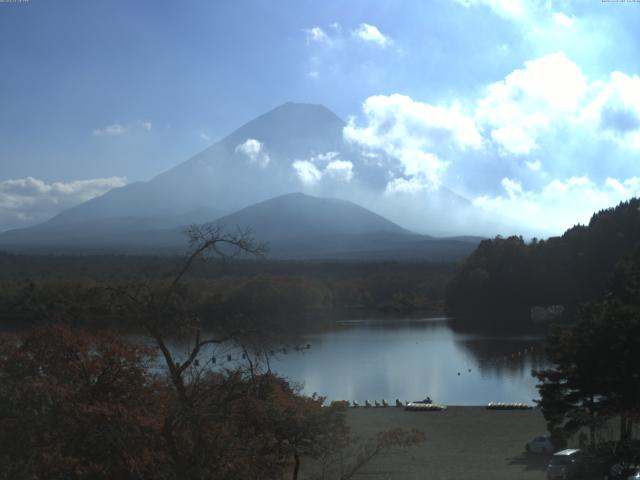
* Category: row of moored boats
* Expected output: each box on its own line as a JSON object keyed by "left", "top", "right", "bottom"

{"left": 347, "top": 399, "right": 532, "bottom": 411}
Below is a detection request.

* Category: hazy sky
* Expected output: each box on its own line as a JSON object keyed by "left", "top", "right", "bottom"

{"left": 1, "top": 0, "right": 640, "bottom": 233}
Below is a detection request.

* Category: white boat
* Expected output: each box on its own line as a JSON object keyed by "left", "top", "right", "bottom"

{"left": 404, "top": 402, "right": 447, "bottom": 412}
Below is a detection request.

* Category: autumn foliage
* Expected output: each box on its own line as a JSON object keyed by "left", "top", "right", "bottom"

{"left": 0, "top": 229, "right": 426, "bottom": 480}
{"left": 0, "top": 325, "right": 165, "bottom": 479}
{"left": 0, "top": 325, "right": 357, "bottom": 480}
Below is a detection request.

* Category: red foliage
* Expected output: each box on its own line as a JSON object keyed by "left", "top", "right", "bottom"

{"left": 0, "top": 325, "right": 351, "bottom": 480}
{"left": 0, "top": 324, "right": 166, "bottom": 479}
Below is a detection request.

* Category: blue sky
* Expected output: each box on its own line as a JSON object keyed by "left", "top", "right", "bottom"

{"left": 1, "top": 0, "right": 640, "bottom": 232}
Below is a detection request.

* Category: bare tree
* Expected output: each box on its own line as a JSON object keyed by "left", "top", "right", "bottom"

{"left": 106, "top": 225, "right": 426, "bottom": 480}
{"left": 107, "top": 225, "right": 273, "bottom": 478}
{"left": 111, "top": 226, "right": 264, "bottom": 389}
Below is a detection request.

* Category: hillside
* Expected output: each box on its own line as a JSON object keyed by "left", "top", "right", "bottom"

{"left": 0, "top": 192, "right": 481, "bottom": 261}
{"left": 445, "top": 198, "right": 640, "bottom": 329}
{"left": 212, "top": 192, "right": 409, "bottom": 238}
{"left": 209, "top": 193, "right": 480, "bottom": 260}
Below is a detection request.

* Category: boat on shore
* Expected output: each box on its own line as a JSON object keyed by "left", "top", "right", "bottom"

{"left": 405, "top": 402, "right": 447, "bottom": 412}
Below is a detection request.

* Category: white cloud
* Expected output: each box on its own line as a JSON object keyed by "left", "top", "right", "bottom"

{"left": 385, "top": 170, "right": 441, "bottom": 196}
{"left": 305, "top": 22, "right": 392, "bottom": 49}
{"left": 304, "top": 27, "right": 331, "bottom": 45}
{"left": 0, "top": 176, "right": 128, "bottom": 231}
{"left": 582, "top": 71, "right": 640, "bottom": 150}
{"left": 500, "top": 177, "right": 524, "bottom": 198}
{"left": 473, "top": 176, "right": 640, "bottom": 233}
{"left": 292, "top": 153, "right": 354, "bottom": 186}
{"left": 336, "top": 54, "right": 640, "bottom": 231}
{"left": 552, "top": 12, "right": 575, "bottom": 29}
{"left": 386, "top": 150, "right": 449, "bottom": 195}
{"left": 345, "top": 94, "right": 481, "bottom": 192}
{"left": 92, "top": 123, "right": 126, "bottom": 136}
{"left": 352, "top": 23, "right": 392, "bottom": 48}
{"left": 303, "top": 22, "right": 397, "bottom": 79}
{"left": 475, "top": 52, "right": 587, "bottom": 155}
{"left": 325, "top": 160, "right": 354, "bottom": 182}
{"left": 525, "top": 160, "right": 542, "bottom": 172}
{"left": 347, "top": 94, "right": 482, "bottom": 152}
{"left": 311, "top": 152, "right": 340, "bottom": 163}
{"left": 93, "top": 120, "right": 153, "bottom": 136}
{"left": 292, "top": 160, "right": 323, "bottom": 186}
{"left": 457, "top": 53, "right": 640, "bottom": 232}
{"left": 235, "top": 138, "right": 270, "bottom": 168}
{"left": 474, "top": 53, "right": 640, "bottom": 155}
{"left": 454, "top": 0, "right": 583, "bottom": 47}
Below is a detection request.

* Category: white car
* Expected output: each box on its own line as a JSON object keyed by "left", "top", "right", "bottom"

{"left": 525, "top": 435, "right": 555, "bottom": 454}
{"left": 546, "top": 449, "right": 587, "bottom": 479}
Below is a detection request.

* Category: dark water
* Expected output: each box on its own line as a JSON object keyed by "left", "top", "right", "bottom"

{"left": 156, "top": 317, "right": 549, "bottom": 406}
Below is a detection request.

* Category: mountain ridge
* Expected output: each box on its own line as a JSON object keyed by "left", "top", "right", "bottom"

{"left": 211, "top": 192, "right": 413, "bottom": 240}
{"left": 0, "top": 101, "right": 506, "bottom": 250}
{"left": 0, "top": 191, "right": 481, "bottom": 261}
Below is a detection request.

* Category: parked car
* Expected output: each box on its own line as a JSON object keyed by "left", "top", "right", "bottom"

{"left": 526, "top": 435, "right": 555, "bottom": 454}
{"left": 606, "top": 463, "right": 640, "bottom": 480}
{"left": 546, "top": 449, "right": 588, "bottom": 479}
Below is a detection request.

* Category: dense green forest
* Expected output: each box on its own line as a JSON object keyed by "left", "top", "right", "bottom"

{"left": 446, "top": 198, "right": 640, "bottom": 329}
{"left": 0, "top": 253, "right": 453, "bottom": 330}
{"left": 533, "top": 244, "right": 640, "bottom": 465}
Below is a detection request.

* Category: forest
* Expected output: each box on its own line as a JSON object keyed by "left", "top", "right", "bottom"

{"left": 533, "top": 244, "right": 640, "bottom": 467}
{"left": 0, "top": 252, "right": 453, "bottom": 330}
{"left": 445, "top": 198, "right": 640, "bottom": 330}
{"left": 0, "top": 226, "right": 427, "bottom": 480}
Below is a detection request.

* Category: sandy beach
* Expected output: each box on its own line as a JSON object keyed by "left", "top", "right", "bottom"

{"left": 300, "top": 406, "right": 561, "bottom": 480}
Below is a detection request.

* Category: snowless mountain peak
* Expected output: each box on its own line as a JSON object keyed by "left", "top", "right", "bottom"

{"left": 0, "top": 101, "right": 512, "bottom": 248}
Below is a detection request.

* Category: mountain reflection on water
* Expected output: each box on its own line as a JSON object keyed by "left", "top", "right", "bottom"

{"left": 158, "top": 317, "right": 549, "bottom": 406}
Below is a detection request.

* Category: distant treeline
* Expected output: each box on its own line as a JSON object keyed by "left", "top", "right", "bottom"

{"left": 0, "top": 255, "right": 454, "bottom": 329}
{"left": 445, "top": 198, "right": 640, "bottom": 329}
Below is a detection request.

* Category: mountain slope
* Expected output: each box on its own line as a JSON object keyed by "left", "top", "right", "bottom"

{"left": 0, "top": 101, "right": 504, "bottom": 249}
{"left": 0, "top": 207, "right": 220, "bottom": 247}
{"left": 208, "top": 193, "right": 477, "bottom": 261}
{"left": 46, "top": 102, "right": 352, "bottom": 225}
{"left": 0, "top": 191, "right": 481, "bottom": 261}
{"left": 212, "top": 192, "right": 411, "bottom": 239}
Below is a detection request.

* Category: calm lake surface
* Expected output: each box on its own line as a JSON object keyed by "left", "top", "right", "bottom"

{"left": 159, "top": 317, "right": 549, "bottom": 406}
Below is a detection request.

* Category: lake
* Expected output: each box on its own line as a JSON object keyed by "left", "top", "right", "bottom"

{"left": 159, "top": 317, "right": 549, "bottom": 406}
